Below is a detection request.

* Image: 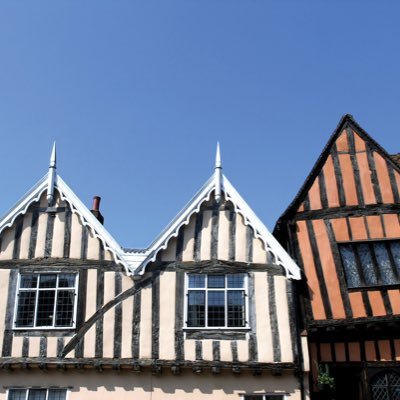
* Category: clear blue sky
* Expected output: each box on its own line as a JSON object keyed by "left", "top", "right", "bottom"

{"left": 0, "top": 2, "right": 399, "bottom": 248}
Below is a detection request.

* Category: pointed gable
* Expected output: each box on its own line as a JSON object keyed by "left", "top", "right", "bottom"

{"left": 135, "top": 172, "right": 301, "bottom": 280}
{"left": 0, "top": 174, "right": 129, "bottom": 271}
{"left": 277, "top": 114, "right": 400, "bottom": 222}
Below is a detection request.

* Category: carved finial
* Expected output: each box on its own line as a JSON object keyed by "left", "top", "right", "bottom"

{"left": 215, "top": 142, "right": 222, "bottom": 203}
{"left": 47, "top": 142, "right": 57, "bottom": 206}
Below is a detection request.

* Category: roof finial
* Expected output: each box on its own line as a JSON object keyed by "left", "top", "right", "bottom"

{"left": 214, "top": 142, "right": 222, "bottom": 203}
{"left": 47, "top": 142, "right": 57, "bottom": 206}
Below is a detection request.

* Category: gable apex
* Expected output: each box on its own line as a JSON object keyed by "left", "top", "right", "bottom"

{"left": 135, "top": 172, "right": 301, "bottom": 280}
{"left": 0, "top": 172, "right": 131, "bottom": 273}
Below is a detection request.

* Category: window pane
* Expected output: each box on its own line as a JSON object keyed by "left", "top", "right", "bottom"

{"left": 208, "top": 275, "right": 225, "bottom": 288}
{"left": 227, "top": 274, "right": 245, "bottom": 288}
{"left": 8, "top": 389, "right": 27, "bottom": 400}
{"left": 188, "top": 275, "right": 205, "bottom": 288}
{"left": 208, "top": 291, "right": 225, "bottom": 326}
{"left": 374, "top": 243, "right": 396, "bottom": 285}
{"left": 36, "top": 290, "right": 55, "bottom": 326}
{"left": 39, "top": 274, "right": 57, "bottom": 288}
{"left": 389, "top": 241, "right": 400, "bottom": 275}
{"left": 20, "top": 274, "right": 37, "bottom": 289}
{"left": 58, "top": 274, "right": 76, "bottom": 288}
{"left": 48, "top": 389, "right": 67, "bottom": 400}
{"left": 187, "top": 291, "right": 205, "bottom": 327}
{"left": 357, "top": 244, "right": 377, "bottom": 286}
{"left": 228, "top": 291, "right": 245, "bottom": 327}
{"left": 16, "top": 291, "right": 36, "bottom": 327}
{"left": 28, "top": 390, "right": 46, "bottom": 400}
{"left": 55, "top": 291, "right": 75, "bottom": 326}
{"left": 339, "top": 245, "right": 361, "bottom": 288}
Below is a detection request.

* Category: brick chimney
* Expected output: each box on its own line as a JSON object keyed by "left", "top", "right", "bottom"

{"left": 91, "top": 196, "right": 104, "bottom": 224}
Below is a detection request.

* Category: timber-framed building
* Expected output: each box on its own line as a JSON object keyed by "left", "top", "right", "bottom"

{"left": 274, "top": 115, "right": 400, "bottom": 400}
{"left": 0, "top": 144, "right": 304, "bottom": 400}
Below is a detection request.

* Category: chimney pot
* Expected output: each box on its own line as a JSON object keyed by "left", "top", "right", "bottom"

{"left": 92, "top": 196, "right": 101, "bottom": 211}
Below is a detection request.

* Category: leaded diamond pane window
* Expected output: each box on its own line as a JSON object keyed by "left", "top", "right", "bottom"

{"left": 187, "top": 274, "right": 247, "bottom": 328}
{"left": 371, "top": 371, "right": 400, "bottom": 400}
{"left": 338, "top": 240, "right": 400, "bottom": 288}
{"left": 15, "top": 273, "right": 78, "bottom": 329}
{"left": 8, "top": 389, "right": 67, "bottom": 400}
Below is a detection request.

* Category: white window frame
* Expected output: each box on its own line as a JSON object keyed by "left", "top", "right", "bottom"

{"left": 7, "top": 387, "right": 69, "bottom": 400}
{"left": 184, "top": 273, "right": 249, "bottom": 329}
{"left": 13, "top": 272, "right": 79, "bottom": 330}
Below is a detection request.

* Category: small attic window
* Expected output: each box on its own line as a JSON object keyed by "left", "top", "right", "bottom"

{"left": 14, "top": 273, "right": 78, "bottom": 329}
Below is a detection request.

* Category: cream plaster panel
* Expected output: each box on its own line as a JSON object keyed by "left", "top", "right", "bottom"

{"left": 301, "top": 336, "right": 310, "bottom": 372}
{"left": 218, "top": 210, "right": 230, "bottom": 260}
{"left": 0, "top": 228, "right": 14, "bottom": 260}
{"left": 121, "top": 276, "right": 134, "bottom": 358}
{"left": 102, "top": 272, "right": 116, "bottom": 358}
{"left": 19, "top": 213, "right": 32, "bottom": 259}
{"left": 103, "top": 307, "right": 115, "bottom": 358}
{"left": 160, "top": 237, "right": 177, "bottom": 262}
{"left": 200, "top": 211, "right": 212, "bottom": 260}
{"left": 86, "top": 229, "right": 100, "bottom": 260}
{"left": 83, "top": 269, "right": 98, "bottom": 358}
{"left": 254, "top": 272, "right": 273, "bottom": 362}
{"left": 237, "top": 339, "right": 249, "bottom": 362}
{"left": 275, "top": 276, "right": 293, "bottom": 363}
{"left": 28, "top": 337, "right": 41, "bottom": 358}
{"left": 34, "top": 211, "right": 48, "bottom": 258}
{"left": 139, "top": 286, "right": 152, "bottom": 359}
{"left": 202, "top": 340, "right": 213, "bottom": 361}
{"left": 69, "top": 213, "right": 83, "bottom": 259}
{"left": 182, "top": 215, "right": 195, "bottom": 261}
{"left": 220, "top": 340, "right": 232, "bottom": 362}
{"left": 11, "top": 336, "right": 23, "bottom": 357}
{"left": 159, "top": 271, "right": 176, "bottom": 360}
{"left": 46, "top": 337, "right": 59, "bottom": 358}
{"left": 51, "top": 212, "right": 65, "bottom": 258}
{"left": 104, "top": 249, "right": 113, "bottom": 261}
{"left": 104, "top": 272, "right": 115, "bottom": 304}
{"left": 235, "top": 214, "right": 247, "bottom": 262}
{"left": 0, "top": 270, "right": 10, "bottom": 344}
{"left": 184, "top": 339, "right": 196, "bottom": 361}
{"left": 252, "top": 237, "right": 266, "bottom": 263}
{"left": 0, "top": 370, "right": 301, "bottom": 399}
{"left": 84, "top": 325, "right": 97, "bottom": 358}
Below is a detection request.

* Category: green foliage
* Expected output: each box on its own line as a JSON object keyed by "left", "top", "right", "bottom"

{"left": 317, "top": 364, "right": 335, "bottom": 390}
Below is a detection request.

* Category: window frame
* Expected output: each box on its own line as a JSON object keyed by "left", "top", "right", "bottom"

{"left": 13, "top": 272, "right": 79, "bottom": 330}
{"left": 184, "top": 273, "right": 249, "bottom": 330}
{"left": 241, "top": 394, "right": 286, "bottom": 400}
{"left": 7, "top": 387, "right": 69, "bottom": 400}
{"left": 337, "top": 239, "right": 400, "bottom": 290}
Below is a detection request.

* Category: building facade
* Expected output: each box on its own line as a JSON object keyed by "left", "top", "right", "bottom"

{"left": 0, "top": 145, "right": 304, "bottom": 400}
{"left": 274, "top": 115, "right": 400, "bottom": 400}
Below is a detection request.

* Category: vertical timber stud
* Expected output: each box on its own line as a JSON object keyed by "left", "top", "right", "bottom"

{"left": 13, "top": 216, "right": 23, "bottom": 260}
{"left": 193, "top": 213, "right": 203, "bottom": 262}
{"left": 248, "top": 272, "right": 258, "bottom": 361}
{"left": 95, "top": 270, "right": 104, "bottom": 358}
{"left": 75, "top": 268, "right": 87, "bottom": 358}
{"left": 152, "top": 272, "right": 160, "bottom": 360}
{"left": 331, "top": 143, "right": 346, "bottom": 207}
{"left": 63, "top": 207, "right": 72, "bottom": 258}
{"left": 28, "top": 210, "right": 39, "bottom": 259}
{"left": 211, "top": 203, "right": 219, "bottom": 260}
{"left": 44, "top": 212, "right": 55, "bottom": 258}
{"left": 268, "top": 273, "right": 281, "bottom": 362}
{"left": 366, "top": 144, "right": 383, "bottom": 203}
{"left": 131, "top": 289, "right": 141, "bottom": 360}
{"left": 114, "top": 272, "right": 123, "bottom": 358}
{"left": 228, "top": 210, "right": 236, "bottom": 261}
{"left": 347, "top": 127, "right": 365, "bottom": 207}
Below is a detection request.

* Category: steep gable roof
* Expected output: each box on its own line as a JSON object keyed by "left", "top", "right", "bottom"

{"left": 275, "top": 114, "right": 400, "bottom": 227}
{"left": 133, "top": 150, "right": 301, "bottom": 280}
{"left": 0, "top": 153, "right": 130, "bottom": 273}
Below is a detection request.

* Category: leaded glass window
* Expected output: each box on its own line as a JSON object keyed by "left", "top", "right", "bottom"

{"left": 338, "top": 240, "right": 400, "bottom": 288}
{"left": 15, "top": 273, "right": 78, "bottom": 328}
{"left": 371, "top": 370, "right": 400, "bottom": 400}
{"left": 186, "top": 274, "right": 247, "bottom": 328}
{"left": 8, "top": 389, "right": 67, "bottom": 400}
